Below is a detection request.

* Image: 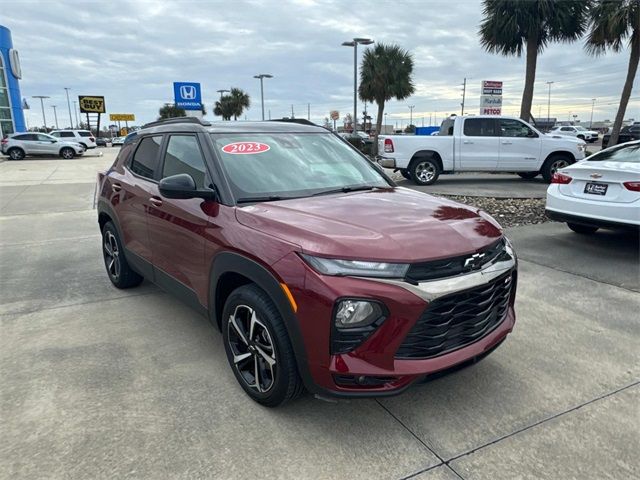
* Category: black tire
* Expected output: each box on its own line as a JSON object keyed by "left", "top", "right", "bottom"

{"left": 517, "top": 172, "right": 539, "bottom": 180}
{"left": 567, "top": 223, "right": 599, "bottom": 234}
{"left": 8, "top": 147, "right": 25, "bottom": 160}
{"left": 541, "top": 154, "right": 572, "bottom": 182}
{"left": 222, "top": 284, "right": 304, "bottom": 407}
{"left": 400, "top": 169, "right": 412, "bottom": 180}
{"left": 101, "top": 221, "right": 143, "bottom": 288}
{"left": 577, "top": 135, "right": 585, "bottom": 141}
{"left": 409, "top": 157, "right": 440, "bottom": 185}
{"left": 60, "top": 147, "right": 75, "bottom": 159}
{"left": 80, "top": 143, "right": 87, "bottom": 150}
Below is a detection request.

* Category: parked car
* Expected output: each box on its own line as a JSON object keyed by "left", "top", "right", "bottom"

{"left": 378, "top": 115, "right": 586, "bottom": 185}
{"left": 602, "top": 125, "right": 640, "bottom": 149}
{"left": 97, "top": 118, "right": 518, "bottom": 407}
{"left": 95, "top": 137, "right": 109, "bottom": 147}
{"left": 1, "top": 132, "right": 85, "bottom": 160}
{"left": 546, "top": 140, "right": 640, "bottom": 233}
{"left": 50, "top": 129, "right": 97, "bottom": 149}
{"left": 548, "top": 125, "right": 599, "bottom": 143}
{"left": 111, "top": 136, "right": 125, "bottom": 146}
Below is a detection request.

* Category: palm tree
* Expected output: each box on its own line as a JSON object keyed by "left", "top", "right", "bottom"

{"left": 479, "top": 0, "right": 590, "bottom": 121}
{"left": 586, "top": 0, "right": 639, "bottom": 146}
{"left": 229, "top": 88, "right": 251, "bottom": 120}
{"left": 359, "top": 43, "right": 415, "bottom": 154}
{"left": 158, "top": 103, "right": 185, "bottom": 120}
{"left": 214, "top": 96, "right": 234, "bottom": 121}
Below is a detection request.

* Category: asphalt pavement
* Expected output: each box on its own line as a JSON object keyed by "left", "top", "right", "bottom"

{"left": 1, "top": 149, "right": 638, "bottom": 479}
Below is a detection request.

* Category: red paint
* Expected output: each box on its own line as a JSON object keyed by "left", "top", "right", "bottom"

{"left": 221, "top": 141, "right": 270, "bottom": 154}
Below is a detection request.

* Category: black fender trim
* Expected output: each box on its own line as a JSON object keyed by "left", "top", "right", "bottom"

{"left": 209, "top": 251, "right": 317, "bottom": 393}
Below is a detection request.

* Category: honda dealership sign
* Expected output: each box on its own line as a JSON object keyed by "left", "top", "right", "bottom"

{"left": 173, "top": 82, "right": 202, "bottom": 110}
{"left": 480, "top": 80, "right": 502, "bottom": 115}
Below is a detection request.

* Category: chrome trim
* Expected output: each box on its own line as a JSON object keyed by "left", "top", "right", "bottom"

{"left": 356, "top": 242, "right": 516, "bottom": 302}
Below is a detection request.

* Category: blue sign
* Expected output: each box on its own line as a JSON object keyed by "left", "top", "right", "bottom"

{"left": 173, "top": 82, "right": 202, "bottom": 110}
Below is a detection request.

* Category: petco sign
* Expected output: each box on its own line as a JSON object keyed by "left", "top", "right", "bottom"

{"left": 173, "top": 82, "right": 202, "bottom": 110}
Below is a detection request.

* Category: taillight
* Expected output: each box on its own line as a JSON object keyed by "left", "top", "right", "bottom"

{"left": 384, "top": 138, "right": 394, "bottom": 153}
{"left": 551, "top": 173, "right": 572, "bottom": 184}
{"left": 1, "top": 138, "right": 7, "bottom": 144}
{"left": 90, "top": 137, "right": 95, "bottom": 142}
{"left": 623, "top": 181, "right": 640, "bottom": 192}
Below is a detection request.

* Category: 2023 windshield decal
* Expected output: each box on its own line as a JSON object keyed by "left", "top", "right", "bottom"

{"left": 221, "top": 142, "right": 270, "bottom": 154}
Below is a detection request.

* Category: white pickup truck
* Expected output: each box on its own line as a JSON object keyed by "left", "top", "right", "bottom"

{"left": 377, "top": 115, "right": 587, "bottom": 185}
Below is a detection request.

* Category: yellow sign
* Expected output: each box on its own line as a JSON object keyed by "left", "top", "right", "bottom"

{"left": 120, "top": 128, "right": 127, "bottom": 136}
{"left": 78, "top": 96, "right": 106, "bottom": 114}
{"left": 110, "top": 113, "right": 135, "bottom": 121}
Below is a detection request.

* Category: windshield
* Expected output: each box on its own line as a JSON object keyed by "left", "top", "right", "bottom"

{"left": 587, "top": 143, "right": 640, "bottom": 163}
{"left": 211, "top": 132, "right": 390, "bottom": 201}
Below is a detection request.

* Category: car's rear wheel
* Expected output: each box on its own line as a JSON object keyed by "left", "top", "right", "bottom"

{"left": 222, "top": 284, "right": 303, "bottom": 407}
{"left": 542, "top": 154, "right": 572, "bottom": 182}
{"left": 60, "top": 147, "right": 75, "bottom": 159}
{"left": 101, "top": 221, "right": 143, "bottom": 288}
{"left": 567, "top": 223, "right": 599, "bottom": 234}
{"left": 8, "top": 147, "right": 25, "bottom": 160}
{"left": 517, "top": 172, "right": 538, "bottom": 180}
{"left": 410, "top": 157, "right": 440, "bottom": 185}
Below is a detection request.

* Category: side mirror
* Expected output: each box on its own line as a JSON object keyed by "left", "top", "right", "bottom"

{"left": 159, "top": 173, "right": 216, "bottom": 200}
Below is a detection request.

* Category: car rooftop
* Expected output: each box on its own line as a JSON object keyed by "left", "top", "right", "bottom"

{"left": 139, "top": 117, "right": 328, "bottom": 135}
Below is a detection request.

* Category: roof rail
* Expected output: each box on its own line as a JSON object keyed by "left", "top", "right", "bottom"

{"left": 143, "top": 117, "right": 211, "bottom": 129}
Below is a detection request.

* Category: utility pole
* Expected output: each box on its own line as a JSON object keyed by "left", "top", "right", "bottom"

{"left": 63, "top": 88, "right": 73, "bottom": 128}
{"left": 268, "top": 109, "right": 271, "bottom": 120}
{"left": 461, "top": 77, "right": 467, "bottom": 115}
{"left": 291, "top": 105, "right": 295, "bottom": 118}
{"left": 308, "top": 103, "right": 310, "bottom": 121}
{"left": 546, "top": 81, "right": 554, "bottom": 128}
{"left": 590, "top": 98, "right": 596, "bottom": 128}
{"left": 32, "top": 96, "right": 50, "bottom": 131}
{"left": 408, "top": 105, "right": 415, "bottom": 126}
{"left": 51, "top": 105, "right": 59, "bottom": 129}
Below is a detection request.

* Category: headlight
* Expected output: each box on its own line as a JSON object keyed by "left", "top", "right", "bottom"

{"left": 577, "top": 143, "right": 586, "bottom": 152}
{"left": 300, "top": 254, "right": 409, "bottom": 278}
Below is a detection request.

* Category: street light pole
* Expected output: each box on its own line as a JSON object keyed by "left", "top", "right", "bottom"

{"left": 253, "top": 74, "right": 273, "bottom": 121}
{"left": 72, "top": 101, "right": 79, "bottom": 128}
{"left": 51, "top": 105, "right": 59, "bottom": 129}
{"left": 461, "top": 77, "right": 467, "bottom": 115}
{"left": 63, "top": 88, "right": 73, "bottom": 128}
{"left": 546, "top": 81, "right": 554, "bottom": 127}
{"left": 342, "top": 37, "right": 373, "bottom": 133}
{"left": 408, "top": 105, "right": 415, "bottom": 126}
{"left": 216, "top": 89, "right": 230, "bottom": 100}
{"left": 590, "top": 98, "right": 596, "bottom": 128}
{"left": 32, "top": 95, "right": 50, "bottom": 131}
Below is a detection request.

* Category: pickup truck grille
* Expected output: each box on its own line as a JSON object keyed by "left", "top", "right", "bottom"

{"left": 405, "top": 238, "right": 506, "bottom": 282}
{"left": 395, "top": 271, "right": 514, "bottom": 359}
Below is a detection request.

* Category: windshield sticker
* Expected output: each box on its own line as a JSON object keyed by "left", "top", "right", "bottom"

{"left": 222, "top": 142, "right": 270, "bottom": 154}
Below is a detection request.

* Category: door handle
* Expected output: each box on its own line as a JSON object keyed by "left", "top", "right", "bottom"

{"left": 111, "top": 183, "right": 122, "bottom": 193}
{"left": 149, "top": 196, "right": 163, "bottom": 207}
{"left": 501, "top": 141, "right": 513, "bottom": 145}
{"left": 463, "top": 140, "right": 474, "bottom": 144}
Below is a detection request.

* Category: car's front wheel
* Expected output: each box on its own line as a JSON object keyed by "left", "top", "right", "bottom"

{"left": 60, "top": 147, "right": 75, "bottom": 159}
{"left": 567, "top": 223, "right": 599, "bottom": 234}
{"left": 222, "top": 284, "right": 303, "bottom": 407}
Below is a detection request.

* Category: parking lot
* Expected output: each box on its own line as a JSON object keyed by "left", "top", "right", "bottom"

{"left": 1, "top": 150, "right": 638, "bottom": 479}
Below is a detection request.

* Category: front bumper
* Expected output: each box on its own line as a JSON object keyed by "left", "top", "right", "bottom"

{"left": 288, "top": 241, "right": 517, "bottom": 397}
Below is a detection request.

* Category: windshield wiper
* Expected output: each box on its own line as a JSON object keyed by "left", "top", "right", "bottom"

{"left": 236, "top": 195, "right": 297, "bottom": 204}
{"left": 311, "top": 185, "right": 378, "bottom": 197}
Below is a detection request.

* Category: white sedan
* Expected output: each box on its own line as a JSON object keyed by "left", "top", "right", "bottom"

{"left": 546, "top": 140, "right": 640, "bottom": 233}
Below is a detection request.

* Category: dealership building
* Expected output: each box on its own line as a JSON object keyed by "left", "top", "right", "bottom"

{"left": 0, "top": 25, "right": 26, "bottom": 136}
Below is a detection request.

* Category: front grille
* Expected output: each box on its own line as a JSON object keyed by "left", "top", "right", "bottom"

{"left": 395, "top": 272, "right": 514, "bottom": 359}
{"left": 405, "top": 238, "right": 505, "bottom": 282}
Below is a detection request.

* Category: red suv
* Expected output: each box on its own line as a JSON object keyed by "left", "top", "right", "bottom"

{"left": 97, "top": 118, "right": 517, "bottom": 406}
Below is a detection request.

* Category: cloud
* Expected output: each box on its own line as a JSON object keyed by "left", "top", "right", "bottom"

{"left": 3, "top": 0, "right": 637, "bottom": 128}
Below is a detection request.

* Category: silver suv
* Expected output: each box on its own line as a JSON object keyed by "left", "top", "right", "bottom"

{"left": 1, "top": 132, "right": 85, "bottom": 160}
{"left": 50, "top": 129, "right": 97, "bottom": 149}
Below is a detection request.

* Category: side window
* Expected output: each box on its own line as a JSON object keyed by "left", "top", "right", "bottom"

{"left": 129, "top": 135, "right": 162, "bottom": 179}
{"left": 500, "top": 119, "right": 533, "bottom": 138}
{"left": 14, "top": 134, "right": 34, "bottom": 141}
{"left": 561, "top": 127, "right": 573, "bottom": 132}
{"left": 59, "top": 131, "right": 75, "bottom": 138}
{"left": 36, "top": 134, "right": 52, "bottom": 141}
{"left": 162, "top": 135, "right": 207, "bottom": 187}
{"left": 50, "top": 132, "right": 61, "bottom": 138}
{"left": 463, "top": 118, "right": 496, "bottom": 136}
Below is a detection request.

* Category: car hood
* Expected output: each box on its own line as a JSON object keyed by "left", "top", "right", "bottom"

{"left": 235, "top": 187, "right": 502, "bottom": 263}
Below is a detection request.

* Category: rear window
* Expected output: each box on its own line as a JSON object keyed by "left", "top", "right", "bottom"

{"left": 78, "top": 131, "right": 92, "bottom": 137}
{"left": 129, "top": 136, "right": 162, "bottom": 179}
{"left": 587, "top": 144, "right": 640, "bottom": 163}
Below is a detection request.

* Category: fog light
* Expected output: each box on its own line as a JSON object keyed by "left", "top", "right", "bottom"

{"left": 335, "top": 299, "right": 383, "bottom": 328}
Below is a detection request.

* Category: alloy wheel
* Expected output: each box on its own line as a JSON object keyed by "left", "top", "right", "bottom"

{"left": 103, "top": 231, "right": 121, "bottom": 280}
{"left": 415, "top": 161, "right": 436, "bottom": 183}
{"left": 9, "top": 149, "right": 23, "bottom": 160}
{"left": 62, "top": 148, "right": 74, "bottom": 159}
{"left": 550, "top": 159, "right": 569, "bottom": 175}
{"left": 227, "top": 305, "right": 277, "bottom": 393}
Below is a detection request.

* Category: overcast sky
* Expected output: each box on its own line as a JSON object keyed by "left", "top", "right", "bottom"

{"left": 4, "top": 0, "right": 638, "bottom": 128}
